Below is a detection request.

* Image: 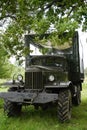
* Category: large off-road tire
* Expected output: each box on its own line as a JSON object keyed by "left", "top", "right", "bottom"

{"left": 4, "top": 100, "right": 22, "bottom": 117}
{"left": 72, "top": 85, "right": 81, "bottom": 106}
{"left": 4, "top": 87, "right": 22, "bottom": 117}
{"left": 58, "top": 89, "right": 72, "bottom": 122}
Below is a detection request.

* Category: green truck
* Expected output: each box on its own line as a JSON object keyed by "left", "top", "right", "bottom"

{"left": 0, "top": 31, "right": 84, "bottom": 122}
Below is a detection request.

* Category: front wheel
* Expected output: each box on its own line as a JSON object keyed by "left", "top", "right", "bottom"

{"left": 58, "top": 89, "right": 72, "bottom": 122}
{"left": 4, "top": 100, "right": 22, "bottom": 117}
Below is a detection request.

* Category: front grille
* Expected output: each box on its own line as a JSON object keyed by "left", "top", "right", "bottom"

{"left": 25, "top": 72, "right": 43, "bottom": 89}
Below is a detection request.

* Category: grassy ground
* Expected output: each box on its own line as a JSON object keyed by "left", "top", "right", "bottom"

{"left": 0, "top": 80, "right": 87, "bottom": 130}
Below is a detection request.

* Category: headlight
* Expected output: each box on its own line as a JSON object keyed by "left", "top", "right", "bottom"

{"left": 17, "top": 74, "right": 23, "bottom": 81}
{"left": 49, "top": 75, "right": 55, "bottom": 82}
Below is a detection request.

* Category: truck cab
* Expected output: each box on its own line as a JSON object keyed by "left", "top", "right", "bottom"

{"left": 0, "top": 31, "right": 84, "bottom": 122}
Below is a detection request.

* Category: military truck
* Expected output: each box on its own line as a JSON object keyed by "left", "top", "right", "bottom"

{"left": 0, "top": 31, "right": 84, "bottom": 122}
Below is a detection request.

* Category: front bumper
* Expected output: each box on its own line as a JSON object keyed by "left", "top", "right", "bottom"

{"left": 0, "top": 92, "right": 58, "bottom": 104}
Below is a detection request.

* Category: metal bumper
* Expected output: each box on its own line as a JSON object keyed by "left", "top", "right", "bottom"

{"left": 0, "top": 92, "right": 58, "bottom": 104}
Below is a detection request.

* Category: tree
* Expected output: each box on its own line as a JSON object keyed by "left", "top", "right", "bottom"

{"left": 85, "top": 67, "right": 87, "bottom": 76}
{"left": 0, "top": 45, "right": 24, "bottom": 79}
{"left": 0, "top": 0, "right": 87, "bottom": 58}
{"left": 0, "top": 45, "right": 12, "bottom": 78}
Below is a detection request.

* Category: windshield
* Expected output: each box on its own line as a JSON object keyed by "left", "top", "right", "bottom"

{"left": 27, "top": 33, "right": 73, "bottom": 56}
{"left": 30, "top": 44, "right": 43, "bottom": 55}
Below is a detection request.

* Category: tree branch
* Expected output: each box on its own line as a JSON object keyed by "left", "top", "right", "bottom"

{"left": 0, "top": 15, "right": 17, "bottom": 21}
{"left": 67, "top": 4, "right": 78, "bottom": 17}
{"left": 45, "top": 0, "right": 61, "bottom": 10}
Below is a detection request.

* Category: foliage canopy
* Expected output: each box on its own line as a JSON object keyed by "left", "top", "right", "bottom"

{"left": 0, "top": 45, "right": 13, "bottom": 78}
{"left": 0, "top": 0, "right": 87, "bottom": 58}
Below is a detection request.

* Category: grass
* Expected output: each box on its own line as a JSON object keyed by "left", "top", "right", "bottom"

{"left": 0, "top": 80, "right": 87, "bottom": 130}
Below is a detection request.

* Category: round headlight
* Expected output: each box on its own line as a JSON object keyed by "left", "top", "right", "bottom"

{"left": 17, "top": 74, "right": 23, "bottom": 81}
{"left": 49, "top": 75, "right": 55, "bottom": 82}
